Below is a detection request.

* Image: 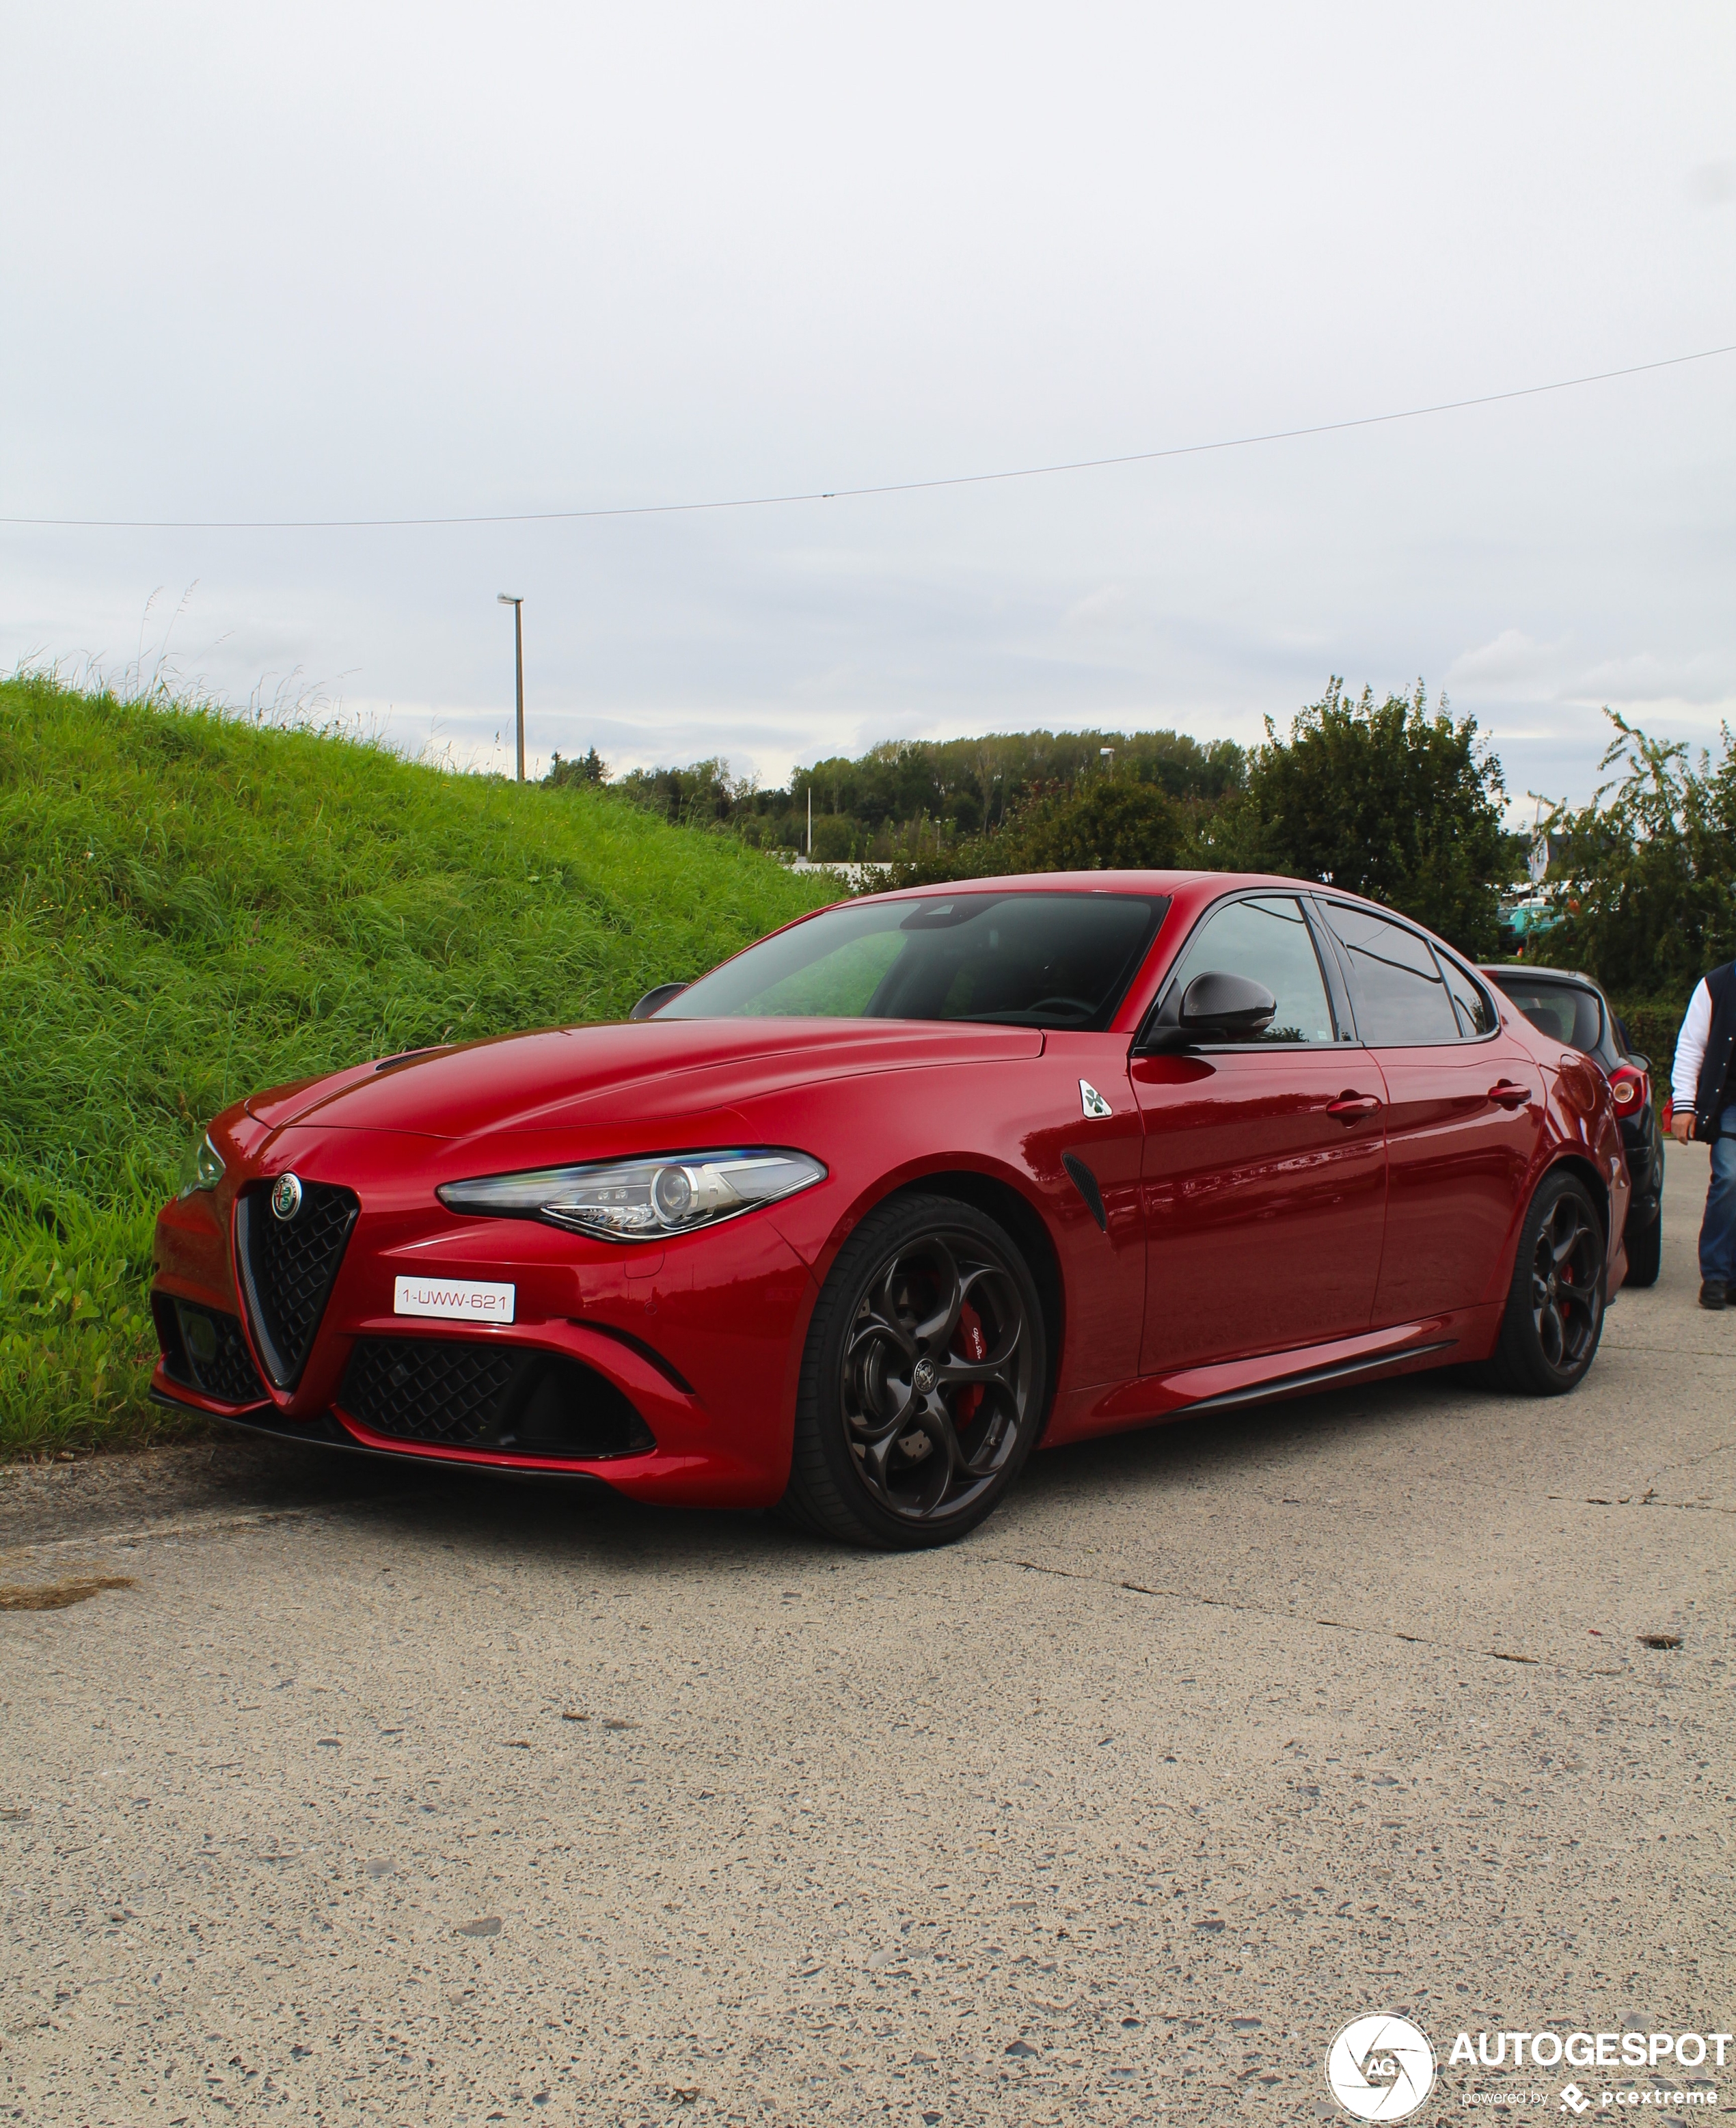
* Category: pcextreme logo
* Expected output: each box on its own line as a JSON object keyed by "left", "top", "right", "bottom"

{"left": 1326, "top": 2017, "right": 1732, "bottom": 2120}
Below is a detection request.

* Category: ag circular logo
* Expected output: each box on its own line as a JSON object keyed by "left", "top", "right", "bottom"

{"left": 911, "top": 1357, "right": 937, "bottom": 1394}
{"left": 270, "top": 1173, "right": 304, "bottom": 1223}
{"left": 1325, "top": 2015, "right": 1436, "bottom": 2121}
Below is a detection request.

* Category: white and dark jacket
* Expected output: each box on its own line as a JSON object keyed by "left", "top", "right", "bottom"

{"left": 1672, "top": 962, "right": 1736, "bottom": 1140}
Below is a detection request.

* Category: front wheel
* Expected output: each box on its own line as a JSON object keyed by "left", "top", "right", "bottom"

{"left": 1482, "top": 1169, "right": 1607, "bottom": 1393}
{"left": 781, "top": 1193, "right": 1048, "bottom": 1549}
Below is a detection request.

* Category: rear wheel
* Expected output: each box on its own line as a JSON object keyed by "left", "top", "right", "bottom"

{"left": 1482, "top": 1169, "right": 1606, "bottom": 1393}
{"left": 781, "top": 1193, "right": 1047, "bottom": 1549}
{"left": 1623, "top": 1210, "right": 1662, "bottom": 1289}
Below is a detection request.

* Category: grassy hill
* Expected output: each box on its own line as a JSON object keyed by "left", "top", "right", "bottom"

{"left": 0, "top": 675, "right": 835, "bottom": 1455}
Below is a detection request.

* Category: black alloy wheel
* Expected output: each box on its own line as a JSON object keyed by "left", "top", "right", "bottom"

{"left": 1481, "top": 1169, "right": 1606, "bottom": 1394}
{"left": 782, "top": 1193, "right": 1047, "bottom": 1549}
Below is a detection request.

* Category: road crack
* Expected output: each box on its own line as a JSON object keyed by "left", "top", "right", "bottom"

{"left": 975, "top": 1551, "right": 1647, "bottom": 1678}
{"left": 1634, "top": 1436, "right": 1736, "bottom": 1504}
{"left": 1545, "top": 1494, "right": 1734, "bottom": 1516}
{"left": 0, "top": 1497, "right": 417, "bottom": 1558}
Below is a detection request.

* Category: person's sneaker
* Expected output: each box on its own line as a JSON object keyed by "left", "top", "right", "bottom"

{"left": 1700, "top": 1280, "right": 1727, "bottom": 1311}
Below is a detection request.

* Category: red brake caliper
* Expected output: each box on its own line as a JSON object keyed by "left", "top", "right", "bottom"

{"left": 955, "top": 1303, "right": 987, "bottom": 1426}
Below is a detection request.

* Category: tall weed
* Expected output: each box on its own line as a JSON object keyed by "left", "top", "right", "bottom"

{"left": 0, "top": 673, "right": 833, "bottom": 1453}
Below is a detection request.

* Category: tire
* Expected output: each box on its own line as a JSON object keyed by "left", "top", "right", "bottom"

{"left": 1482, "top": 1169, "right": 1607, "bottom": 1394}
{"left": 781, "top": 1192, "right": 1048, "bottom": 1549}
{"left": 1623, "top": 1209, "right": 1662, "bottom": 1290}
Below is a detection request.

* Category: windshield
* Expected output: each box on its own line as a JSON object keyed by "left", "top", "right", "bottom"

{"left": 661, "top": 891, "right": 1169, "bottom": 1031}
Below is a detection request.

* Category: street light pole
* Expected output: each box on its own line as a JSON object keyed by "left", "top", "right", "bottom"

{"left": 497, "top": 594, "right": 524, "bottom": 781}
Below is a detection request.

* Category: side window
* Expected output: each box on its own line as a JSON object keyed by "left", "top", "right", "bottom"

{"left": 1322, "top": 903, "right": 1462, "bottom": 1046}
{"left": 1440, "top": 956, "right": 1498, "bottom": 1038}
{"left": 1161, "top": 896, "right": 1339, "bottom": 1045}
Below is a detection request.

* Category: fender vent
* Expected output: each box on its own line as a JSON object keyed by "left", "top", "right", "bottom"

{"left": 1061, "top": 1153, "right": 1107, "bottom": 1233}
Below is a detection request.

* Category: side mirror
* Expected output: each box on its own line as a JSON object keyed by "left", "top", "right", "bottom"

{"left": 1138, "top": 970, "right": 1279, "bottom": 1052}
{"left": 629, "top": 981, "right": 689, "bottom": 1021}
{"left": 1181, "top": 970, "right": 1278, "bottom": 1036}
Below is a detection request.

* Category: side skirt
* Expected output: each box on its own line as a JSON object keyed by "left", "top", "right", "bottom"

{"left": 1044, "top": 1304, "right": 1501, "bottom": 1447}
{"left": 1177, "top": 1339, "right": 1456, "bottom": 1415}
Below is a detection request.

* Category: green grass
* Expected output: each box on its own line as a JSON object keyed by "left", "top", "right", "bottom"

{"left": 0, "top": 674, "right": 835, "bottom": 1456}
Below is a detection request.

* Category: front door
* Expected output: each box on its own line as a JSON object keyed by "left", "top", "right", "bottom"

{"left": 1132, "top": 893, "right": 1388, "bottom": 1376}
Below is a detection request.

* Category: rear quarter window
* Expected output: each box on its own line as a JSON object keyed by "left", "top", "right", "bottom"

{"left": 1440, "top": 957, "right": 1498, "bottom": 1037}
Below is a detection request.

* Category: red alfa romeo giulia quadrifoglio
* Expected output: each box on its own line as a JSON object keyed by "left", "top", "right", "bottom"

{"left": 150, "top": 872, "right": 1628, "bottom": 1548}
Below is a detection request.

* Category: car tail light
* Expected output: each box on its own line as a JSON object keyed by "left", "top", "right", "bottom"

{"left": 1609, "top": 1063, "right": 1647, "bottom": 1115}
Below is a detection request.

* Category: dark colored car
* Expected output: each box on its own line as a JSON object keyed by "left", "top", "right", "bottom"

{"left": 1482, "top": 964, "right": 1664, "bottom": 1287}
{"left": 150, "top": 873, "right": 1630, "bottom": 1550}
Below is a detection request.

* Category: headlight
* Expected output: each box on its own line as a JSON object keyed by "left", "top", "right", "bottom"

{"left": 178, "top": 1132, "right": 226, "bottom": 1198}
{"left": 437, "top": 1149, "right": 826, "bottom": 1241}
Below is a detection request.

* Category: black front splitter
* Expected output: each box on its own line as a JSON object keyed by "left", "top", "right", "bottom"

{"left": 148, "top": 1385, "right": 616, "bottom": 1490}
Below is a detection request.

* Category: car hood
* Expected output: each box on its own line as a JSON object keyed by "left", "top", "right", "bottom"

{"left": 245, "top": 1018, "right": 1046, "bottom": 1140}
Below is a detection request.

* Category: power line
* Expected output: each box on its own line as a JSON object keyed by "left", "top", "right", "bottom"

{"left": 6, "top": 340, "right": 1733, "bottom": 532}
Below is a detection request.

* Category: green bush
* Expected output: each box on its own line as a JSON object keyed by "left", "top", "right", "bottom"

{"left": 808, "top": 813, "right": 858, "bottom": 863}
{"left": 1544, "top": 715, "right": 1736, "bottom": 999}
{"left": 0, "top": 674, "right": 834, "bottom": 1455}
{"left": 1225, "top": 679, "right": 1512, "bottom": 956}
{"left": 1608, "top": 1001, "right": 1685, "bottom": 1076}
{"left": 999, "top": 778, "right": 1187, "bottom": 873}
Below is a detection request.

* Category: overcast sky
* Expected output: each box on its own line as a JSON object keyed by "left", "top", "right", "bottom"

{"left": 5, "top": 3, "right": 1734, "bottom": 808}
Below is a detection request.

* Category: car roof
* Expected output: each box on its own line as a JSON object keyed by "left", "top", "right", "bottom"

{"left": 850, "top": 869, "right": 1400, "bottom": 914}
{"left": 852, "top": 868, "right": 1231, "bottom": 899}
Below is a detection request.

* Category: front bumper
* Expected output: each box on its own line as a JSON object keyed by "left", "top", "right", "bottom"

{"left": 150, "top": 1125, "right": 819, "bottom": 1509}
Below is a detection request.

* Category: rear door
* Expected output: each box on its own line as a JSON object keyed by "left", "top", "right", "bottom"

{"left": 1316, "top": 902, "right": 1543, "bottom": 1326}
{"left": 1131, "top": 892, "right": 1388, "bottom": 1375}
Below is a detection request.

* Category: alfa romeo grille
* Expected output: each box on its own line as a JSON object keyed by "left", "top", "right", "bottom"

{"left": 339, "top": 1338, "right": 656, "bottom": 1461}
{"left": 154, "top": 1296, "right": 269, "bottom": 1407}
{"left": 235, "top": 1180, "right": 360, "bottom": 1389}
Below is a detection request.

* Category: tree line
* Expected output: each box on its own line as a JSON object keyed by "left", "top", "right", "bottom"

{"left": 552, "top": 727, "right": 1245, "bottom": 860}
{"left": 551, "top": 679, "right": 1713, "bottom": 1024}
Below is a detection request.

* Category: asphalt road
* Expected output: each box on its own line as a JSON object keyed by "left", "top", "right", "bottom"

{"left": 2, "top": 1150, "right": 1731, "bottom": 2127}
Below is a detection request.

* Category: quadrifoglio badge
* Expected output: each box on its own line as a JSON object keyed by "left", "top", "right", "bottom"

{"left": 1325, "top": 2014, "right": 1731, "bottom": 2119}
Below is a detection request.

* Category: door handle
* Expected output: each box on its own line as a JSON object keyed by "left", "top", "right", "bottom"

{"left": 1488, "top": 1080, "right": 1531, "bottom": 1109}
{"left": 1326, "top": 1094, "right": 1381, "bottom": 1121}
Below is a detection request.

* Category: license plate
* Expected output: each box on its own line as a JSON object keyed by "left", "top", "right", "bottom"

{"left": 392, "top": 1276, "right": 515, "bottom": 1324}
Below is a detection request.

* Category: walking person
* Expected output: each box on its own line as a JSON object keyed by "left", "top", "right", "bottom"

{"left": 1670, "top": 958, "right": 1736, "bottom": 1308}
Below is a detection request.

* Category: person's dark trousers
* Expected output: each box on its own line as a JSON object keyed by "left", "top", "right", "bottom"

{"left": 1699, "top": 1102, "right": 1736, "bottom": 1285}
